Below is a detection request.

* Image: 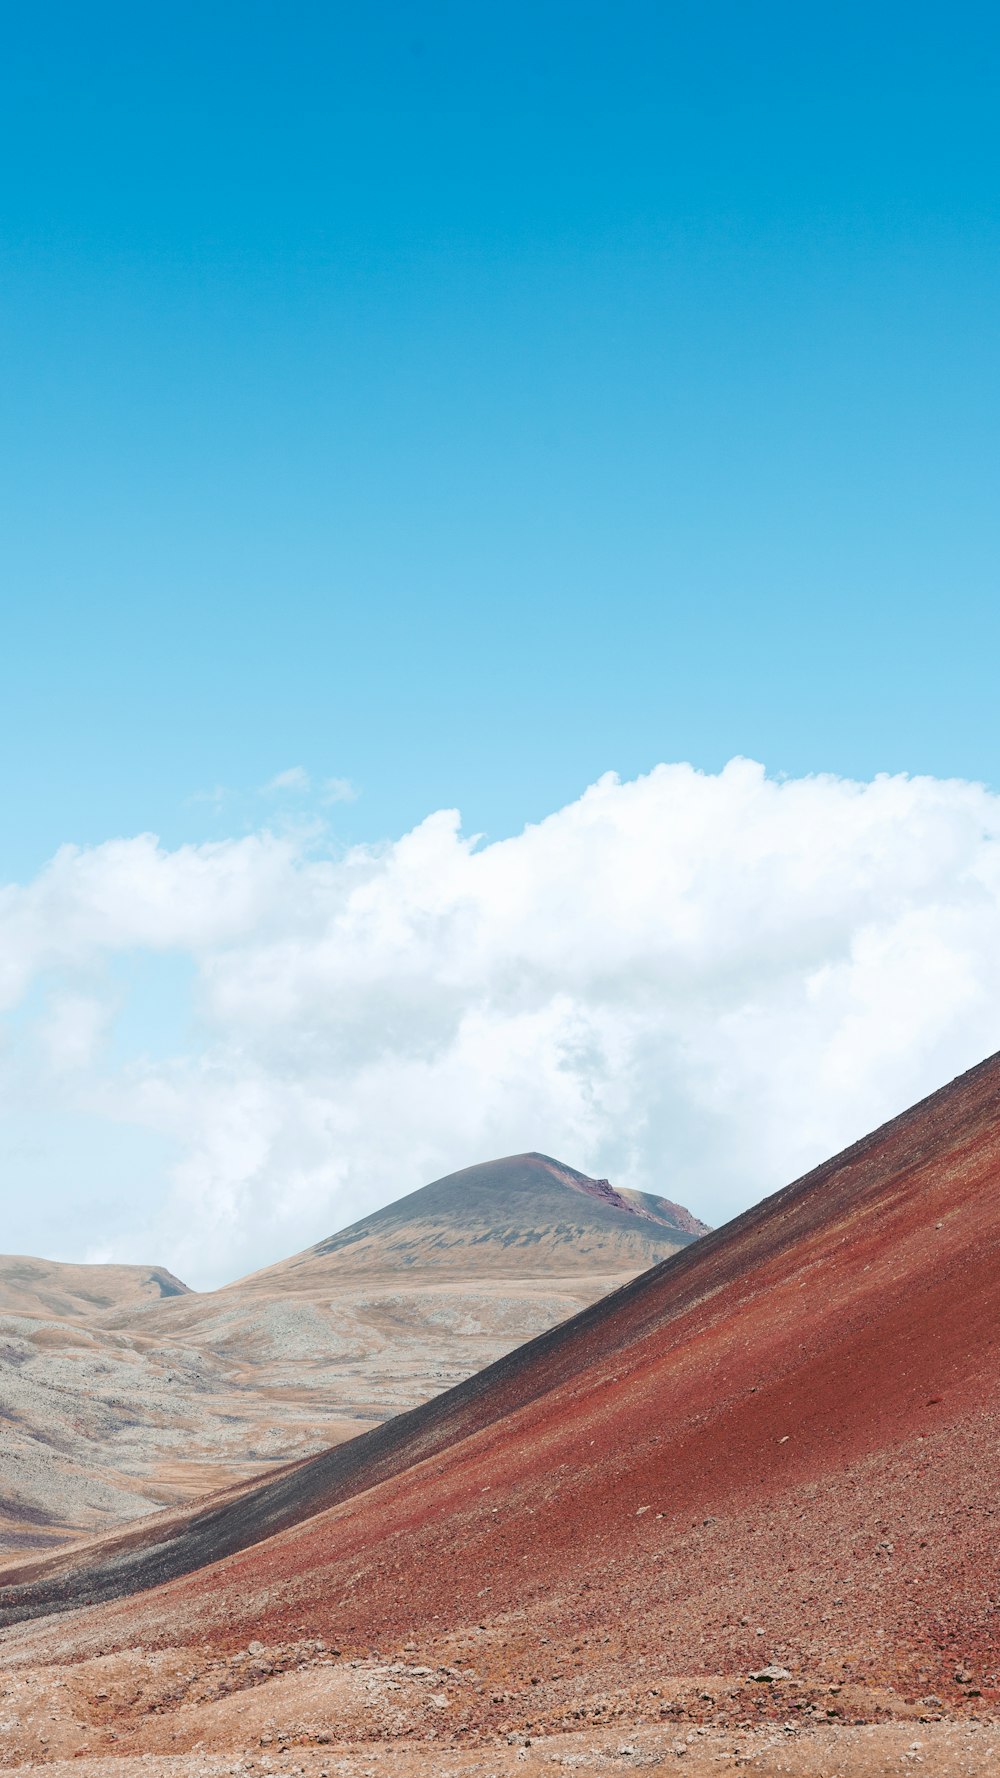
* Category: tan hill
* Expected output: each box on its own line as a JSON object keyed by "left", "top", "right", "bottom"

{"left": 0, "top": 1255, "right": 189, "bottom": 1321}
{"left": 0, "top": 1154, "right": 705, "bottom": 1554}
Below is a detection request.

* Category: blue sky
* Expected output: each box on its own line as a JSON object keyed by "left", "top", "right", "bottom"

{"left": 4, "top": 4, "right": 1000, "bottom": 1280}
{"left": 3, "top": 1, "right": 999, "bottom": 877}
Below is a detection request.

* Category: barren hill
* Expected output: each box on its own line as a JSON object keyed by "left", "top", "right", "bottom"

{"left": 3, "top": 1049, "right": 997, "bottom": 1745}
{"left": 0, "top": 1154, "right": 703, "bottom": 1553}
{"left": 0, "top": 1256, "right": 189, "bottom": 1321}
{"left": 243, "top": 1152, "right": 707, "bottom": 1287}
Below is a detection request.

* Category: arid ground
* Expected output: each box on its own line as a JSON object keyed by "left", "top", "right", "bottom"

{"left": 1, "top": 1064, "right": 998, "bottom": 1775}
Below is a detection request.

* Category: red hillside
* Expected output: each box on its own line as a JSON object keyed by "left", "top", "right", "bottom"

{"left": 4, "top": 1051, "right": 999, "bottom": 1709}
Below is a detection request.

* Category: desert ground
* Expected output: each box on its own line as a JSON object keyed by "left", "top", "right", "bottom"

{"left": 0, "top": 1636, "right": 997, "bottom": 1776}
{"left": 2, "top": 1068, "right": 998, "bottom": 1777}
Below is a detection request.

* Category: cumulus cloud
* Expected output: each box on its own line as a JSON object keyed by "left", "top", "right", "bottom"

{"left": 2, "top": 759, "right": 999, "bottom": 1287}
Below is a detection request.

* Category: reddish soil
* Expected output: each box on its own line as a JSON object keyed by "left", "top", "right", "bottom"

{"left": 2, "top": 1052, "right": 999, "bottom": 1754}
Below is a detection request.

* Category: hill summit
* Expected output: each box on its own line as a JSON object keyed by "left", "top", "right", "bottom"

{"left": 246, "top": 1151, "right": 710, "bottom": 1288}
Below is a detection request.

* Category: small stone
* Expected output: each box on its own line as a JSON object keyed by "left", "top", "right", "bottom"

{"left": 749, "top": 1664, "right": 792, "bottom": 1683}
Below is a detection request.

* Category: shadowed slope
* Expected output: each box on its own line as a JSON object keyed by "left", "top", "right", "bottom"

{"left": 2, "top": 1053, "right": 999, "bottom": 1701}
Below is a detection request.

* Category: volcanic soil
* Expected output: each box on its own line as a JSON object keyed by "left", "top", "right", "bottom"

{"left": 1, "top": 1056, "right": 998, "bottom": 1773}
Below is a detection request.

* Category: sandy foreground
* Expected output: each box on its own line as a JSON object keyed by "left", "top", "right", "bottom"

{"left": 1, "top": 1726, "right": 999, "bottom": 1778}
{"left": 1, "top": 1639, "right": 997, "bottom": 1778}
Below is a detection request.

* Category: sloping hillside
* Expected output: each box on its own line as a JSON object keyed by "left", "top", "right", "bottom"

{"left": 0, "top": 1155, "right": 704, "bottom": 1551}
{"left": 3, "top": 1049, "right": 996, "bottom": 1727}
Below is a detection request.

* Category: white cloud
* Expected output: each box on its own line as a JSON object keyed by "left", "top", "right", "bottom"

{"left": 263, "top": 766, "right": 311, "bottom": 794}
{"left": 2, "top": 759, "right": 999, "bottom": 1287}
{"left": 259, "top": 768, "right": 357, "bottom": 806}
{"left": 40, "top": 994, "right": 112, "bottom": 1073}
{"left": 320, "top": 777, "right": 359, "bottom": 805}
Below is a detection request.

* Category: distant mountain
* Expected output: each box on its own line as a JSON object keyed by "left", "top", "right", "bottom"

{"left": 0, "top": 1154, "right": 707, "bottom": 1553}
{"left": 0, "top": 1255, "right": 190, "bottom": 1321}
{"left": 246, "top": 1152, "right": 710, "bottom": 1289}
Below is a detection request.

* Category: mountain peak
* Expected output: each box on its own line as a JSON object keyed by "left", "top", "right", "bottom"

{"left": 253, "top": 1151, "right": 709, "bottom": 1285}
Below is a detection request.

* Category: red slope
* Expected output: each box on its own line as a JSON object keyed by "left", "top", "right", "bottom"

{"left": 4, "top": 1052, "right": 1000, "bottom": 1698}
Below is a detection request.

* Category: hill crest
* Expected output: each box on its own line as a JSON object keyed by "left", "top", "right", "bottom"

{"left": 248, "top": 1150, "right": 709, "bottom": 1286}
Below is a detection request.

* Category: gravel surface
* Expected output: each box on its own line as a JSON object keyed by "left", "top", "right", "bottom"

{"left": 0, "top": 1644, "right": 997, "bottom": 1776}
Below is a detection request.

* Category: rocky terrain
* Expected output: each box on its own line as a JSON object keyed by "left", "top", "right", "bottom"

{"left": 0, "top": 1052, "right": 996, "bottom": 1776}
{"left": 0, "top": 1155, "right": 705, "bottom": 1552}
{"left": 0, "top": 1644, "right": 997, "bottom": 1777}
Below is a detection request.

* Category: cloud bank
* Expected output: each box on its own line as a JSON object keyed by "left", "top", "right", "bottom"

{"left": 2, "top": 759, "right": 999, "bottom": 1287}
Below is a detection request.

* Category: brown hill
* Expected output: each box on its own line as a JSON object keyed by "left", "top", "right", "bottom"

{"left": 0, "top": 1155, "right": 704, "bottom": 1552}
{"left": 2, "top": 1048, "right": 997, "bottom": 1729}
{"left": 0, "top": 1256, "right": 190, "bottom": 1321}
